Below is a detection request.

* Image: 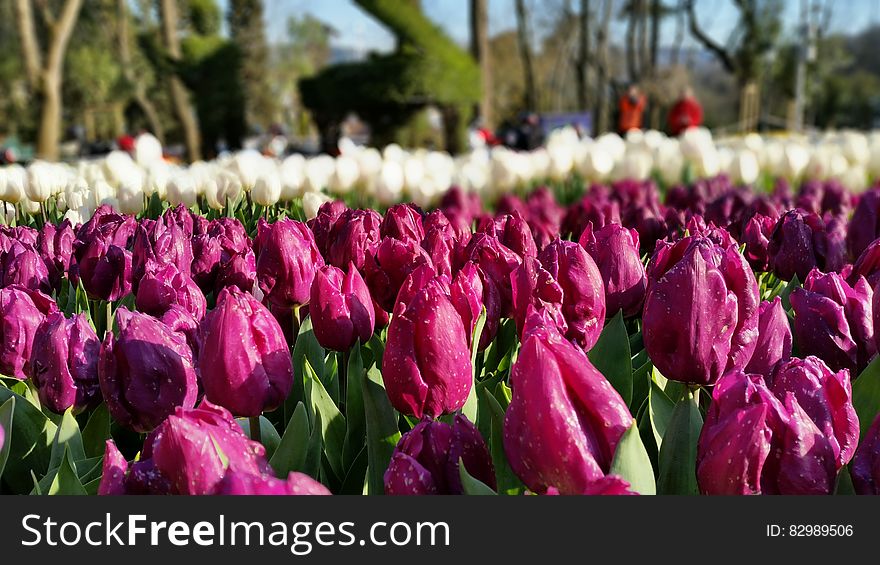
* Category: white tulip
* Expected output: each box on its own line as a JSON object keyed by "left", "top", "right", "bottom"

{"left": 375, "top": 160, "right": 404, "bottom": 204}
{"left": 1, "top": 201, "right": 14, "bottom": 225}
{"left": 728, "top": 150, "right": 760, "bottom": 185}
{"left": 229, "top": 150, "right": 265, "bottom": 188}
{"left": 329, "top": 155, "right": 360, "bottom": 194}
{"left": 302, "top": 191, "right": 333, "bottom": 220}
{"left": 252, "top": 169, "right": 282, "bottom": 206}
{"left": 166, "top": 173, "right": 197, "bottom": 207}
{"left": 134, "top": 133, "right": 163, "bottom": 167}
{"left": 280, "top": 154, "right": 306, "bottom": 200}
{"left": 0, "top": 164, "right": 26, "bottom": 203}
{"left": 118, "top": 181, "right": 145, "bottom": 215}
{"left": 839, "top": 166, "right": 868, "bottom": 192}
{"left": 304, "top": 155, "right": 335, "bottom": 193}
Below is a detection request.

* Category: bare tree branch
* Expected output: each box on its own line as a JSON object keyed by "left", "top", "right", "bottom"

{"left": 685, "top": 0, "right": 735, "bottom": 73}
{"left": 13, "top": 0, "right": 43, "bottom": 89}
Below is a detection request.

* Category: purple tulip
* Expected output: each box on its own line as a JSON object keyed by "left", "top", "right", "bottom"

{"left": 131, "top": 214, "right": 194, "bottom": 290}
{"left": 30, "top": 312, "right": 100, "bottom": 414}
{"left": 562, "top": 188, "right": 621, "bottom": 241}
{"left": 215, "top": 469, "right": 331, "bottom": 495}
{"left": 383, "top": 272, "right": 472, "bottom": 419}
{"left": 309, "top": 199, "right": 348, "bottom": 258}
{"left": 579, "top": 223, "right": 646, "bottom": 318}
{"left": 848, "top": 186, "right": 880, "bottom": 260}
{"left": 852, "top": 413, "right": 880, "bottom": 495}
{"left": 849, "top": 237, "right": 880, "bottom": 289}
{"left": 309, "top": 263, "right": 374, "bottom": 352}
{"left": 215, "top": 248, "right": 256, "bottom": 294}
{"left": 744, "top": 298, "right": 793, "bottom": 375}
{"left": 255, "top": 217, "right": 324, "bottom": 309}
{"left": 460, "top": 232, "right": 522, "bottom": 317}
{"left": 326, "top": 209, "right": 382, "bottom": 271}
{"left": 768, "top": 209, "right": 830, "bottom": 282}
{"left": 159, "top": 304, "right": 201, "bottom": 357}
{"left": 190, "top": 217, "right": 251, "bottom": 291}
{"left": 697, "top": 368, "right": 845, "bottom": 495}
{"left": 384, "top": 415, "right": 495, "bottom": 495}
{"left": 99, "top": 402, "right": 270, "bottom": 495}
{"left": 503, "top": 307, "right": 633, "bottom": 495}
{"left": 37, "top": 219, "right": 75, "bottom": 290}
{"left": 365, "top": 236, "right": 432, "bottom": 313}
{"left": 381, "top": 203, "right": 425, "bottom": 243}
{"left": 99, "top": 308, "right": 198, "bottom": 432}
{"left": 71, "top": 206, "right": 136, "bottom": 301}
{"left": 449, "top": 262, "right": 485, "bottom": 349}
{"left": 478, "top": 211, "right": 537, "bottom": 260}
{"left": 643, "top": 235, "right": 759, "bottom": 385}
{"left": 740, "top": 213, "right": 776, "bottom": 272}
{"left": 199, "top": 286, "right": 293, "bottom": 417}
{"left": 510, "top": 255, "right": 567, "bottom": 339}
{"left": 0, "top": 241, "right": 51, "bottom": 294}
{"left": 790, "top": 269, "right": 875, "bottom": 374}
{"left": 136, "top": 260, "right": 207, "bottom": 320}
{"left": 0, "top": 285, "right": 57, "bottom": 380}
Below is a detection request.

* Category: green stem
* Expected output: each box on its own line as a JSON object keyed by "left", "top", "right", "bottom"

{"left": 291, "top": 305, "right": 301, "bottom": 349}
{"left": 104, "top": 301, "right": 113, "bottom": 337}
{"left": 249, "top": 416, "right": 262, "bottom": 444}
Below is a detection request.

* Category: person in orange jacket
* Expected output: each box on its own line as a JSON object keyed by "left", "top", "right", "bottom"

{"left": 618, "top": 84, "right": 646, "bottom": 134}
{"left": 667, "top": 87, "right": 704, "bottom": 136}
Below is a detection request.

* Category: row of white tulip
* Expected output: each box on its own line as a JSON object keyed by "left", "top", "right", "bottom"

{"left": 1, "top": 127, "right": 879, "bottom": 225}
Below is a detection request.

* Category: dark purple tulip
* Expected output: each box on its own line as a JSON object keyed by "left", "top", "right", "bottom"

{"left": 97, "top": 440, "right": 128, "bottom": 495}
{"left": 478, "top": 211, "right": 537, "bottom": 260}
{"left": 136, "top": 260, "right": 206, "bottom": 320}
{"left": 199, "top": 287, "right": 293, "bottom": 417}
{"left": 309, "top": 199, "right": 348, "bottom": 258}
{"left": 849, "top": 237, "right": 880, "bottom": 289}
{"left": 326, "top": 209, "right": 382, "bottom": 271}
{"left": 98, "top": 308, "right": 198, "bottom": 432}
{"left": 460, "top": 232, "right": 522, "bottom": 317}
{"left": 822, "top": 213, "right": 848, "bottom": 274}
{"left": 790, "top": 269, "right": 875, "bottom": 375}
{"left": 523, "top": 186, "right": 564, "bottom": 249}
{"left": 131, "top": 214, "right": 194, "bottom": 289}
{"left": 215, "top": 469, "right": 331, "bottom": 495}
{"left": 643, "top": 235, "right": 759, "bottom": 385}
{"left": 159, "top": 304, "right": 201, "bottom": 358}
{"left": 848, "top": 186, "right": 880, "bottom": 260}
{"left": 545, "top": 476, "right": 636, "bottom": 495}
{"left": 384, "top": 415, "right": 495, "bottom": 495}
{"left": 579, "top": 223, "right": 646, "bottom": 318}
{"left": 562, "top": 188, "right": 621, "bottom": 241}
{"left": 255, "top": 218, "right": 324, "bottom": 309}
{"left": 381, "top": 203, "right": 424, "bottom": 242}
{"left": 796, "top": 179, "right": 825, "bottom": 215}
{"left": 510, "top": 255, "right": 567, "bottom": 339}
{"left": 768, "top": 356, "right": 859, "bottom": 468}
{"left": 503, "top": 307, "right": 633, "bottom": 495}
{"left": 439, "top": 185, "right": 484, "bottom": 228}
{"left": 697, "top": 369, "right": 842, "bottom": 495}
{"left": 71, "top": 207, "right": 136, "bottom": 301}
{"left": 0, "top": 285, "right": 57, "bottom": 380}
{"left": 0, "top": 225, "right": 39, "bottom": 248}
{"left": 30, "top": 312, "right": 100, "bottom": 414}
{"left": 37, "top": 219, "right": 75, "bottom": 290}
{"left": 215, "top": 248, "right": 256, "bottom": 294}
{"left": 365, "top": 236, "right": 432, "bottom": 313}
{"left": 383, "top": 273, "right": 472, "bottom": 419}
{"left": 190, "top": 217, "right": 250, "bottom": 291}
{"left": 740, "top": 213, "right": 776, "bottom": 272}
{"left": 99, "top": 402, "right": 270, "bottom": 495}
{"left": 309, "top": 263, "right": 374, "bottom": 352}
{"left": 0, "top": 241, "right": 51, "bottom": 293}
{"left": 421, "top": 224, "right": 456, "bottom": 278}
{"left": 768, "top": 209, "right": 827, "bottom": 282}
{"left": 449, "top": 262, "right": 484, "bottom": 349}
{"left": 744, "top": 298, "right": 792, "bottom": 375}
{"left": 852, "top": 413, "right": 880, "bottom": 494}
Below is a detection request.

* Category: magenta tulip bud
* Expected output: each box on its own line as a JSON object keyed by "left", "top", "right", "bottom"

{"left": 460, "top": 232, "right": 522, "bottom": 317}
{"left": 790, "top": 269, "right": 875, "bottom": 374}
{"left": 255, "top": 217, "right": 324, "bottom": 309}
{"left": 510, "top": 256, "right": 567, "bottom": 339}
{"left": 190, "top": 217, "right": 250, "bottom": 291}
{"left": 740, "top": 213, "right": 776, "bottom": 272}
{"left": 0, "top": 241, "right": 51, "bottom": 294}
{"left": 310, "top": 263, "right": 375, "bottom": 352}
{"left": 643, "top": 235, "right": 759, "bottom": 385}
{"left": 381, "top": 203, "right": 425, "bottom": 243}
{"left": 478, "top": 211, "right": 538, "bottom": 260}
{"left": 579, "top": 223, "right": 646, "bottom": 318}
{"left": 384, "top": 415, "right": 495, "bottom": 495}
{"left": 852, "top": 413, "right": 880, "bottom": 495}
{"left": 199, "top": 286, "right": 293, "bottom": 417}
{"left": 503, "top": 307, "right": 633, "bottom": 494}
{"left": 744, "top": 297, "right": 792, "bottom": 375}
{"left": 97, "top": 440, "right": 129, "bottom": 495}
{"left": 383, "top": 273, "right": 472, "bottom": 419}
{"left": 136, "top": 260, "right": 207, "bottom": 320}
{"left": 215, "top": 469, "right": 331, "bottom": 495}
{"left": 768, "top": 209, "right": 828, "bottom": 282}
{"left": 215, "top": 248, "right": 256, "bottom": 294}
{"left": 449, "top": 262, "right": 485, "bottom": 348}
{"left": 326, "top": 209, "right": 382, "bottom": 271}
{"left": 37, "top": 219, "right": 75, "bottom": 290}
{"left": 30, "top": 312, "right": 100, "bottom": 414}
{"left": 99, "top": 308, "right": 198, "bottom": 432}
{"left": 71, "top": 207, "right": 136, "bottom": 301}
{"left": 847, "top": 186, "right": 880, "bottom": 260}
{"left": 365, "top": 236, "right": 432, "bottom": 313}
{"left": 849, "top": 238, "right": 880, "bottom": 290}
{"left": 131, "top": 214, "right": 194, "bottom": 290}
{"left": 309, "top": 199, "right": 348, "bottom": 258}
{"left": 0, "top": 285, "right": 58, "bottom": 380}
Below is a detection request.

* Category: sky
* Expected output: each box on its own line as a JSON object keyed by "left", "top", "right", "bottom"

{"left": 218, "top": 0, "right": 880, "bottom": 55}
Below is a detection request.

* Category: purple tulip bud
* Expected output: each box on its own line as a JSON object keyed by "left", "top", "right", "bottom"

{"left": 381, "top": 203, "right": 425, "bottom": 242}
{"left": 740, "top": 213, "right": 776, "bottom": 272}
{"left": 510, "top": 256, "right": 567, "bottom": 339}
{"left": 72, "top": 208, "right": 136, "bottom": 301}
{"left": 503, "top": 307, "right": 633, "bottom": 494}
{"left": 849, "top": 237, "right": 880, "bottom": 289}
{"left": 478, "top": 211, "right": 538, "bottom": 260}
{"left": 523, "top": 187, "right": 564, "bottom": 249}
{"left": 643, "top": 235, "right": 759, "bottom": 385}
{"left": 697, "top": 369, "right": 841, "bottom": 495}
{"left": 191, "top": 218, "right": 251, "bottom": 292}
{"left": 37, "top": 219, "right": 74, "bottom": 290}
{"left": 449, "top": 262, "right": 484, "bottom": 348}
{"left": 99, "top": 308, "right": 198, "bottom": 432}
{"left": 310, "top": 263, "right": 374, "bottom": 352}
{"left": 562, "top": 189, "right": 621, "bottom": 241}
{"left": 199, "top": 287, "right": 293, "bottom": 417}
{"left": 0, "top": 285, "right": 57, "bottom": 380}
{"left": 326, "top": 209, "right": 382, "bottom": 271}
{"left": 0, "top": 241, "right": 51, "bottom": 294}
{"left": 848, "top": 186, "right": 880, "bottom": 260}
{"left": 768, "top": 209, "right": 830, "bottom": 282}
{"left": 439, "top": 186, "right": 484, "bottom": 228}
{"left": 136, "top": 260, "right": 207, "bottom": 320}
{"left": 767, "top": 356, "right": 859, "bottom": 468}
{"left": 131, "top": 214, "right": 194, "bottom": 291}
{"left": 852, "top": 413, "right": 880, "bottom": 495}
{"left": 255, "top": 218, "right": 324, "bottom": 309}
{"left": 579, "top": 223, "right": 646, "bottom": 318}
{"left": 215, "top": 248, "right": 256, "bottom": 294}
{"left": 460, "top": 232, "right": 522, "bottom": 317}
{"left": 383, "top": 273, "right": 472, "bottom": 419}
{"left": 790, "top": 269, "right": 875, "bottom": 374}
{"left": 159, "top": 304, "right": 201, "bottom": 358}
{"left": 309, "top": 199, "right": 348, "bottom": 258}
{"left": 684, "top": 215, "right": 737, "bottom": 248}
{"left": 545, "top": 475, "right": 637, "bottom": 495}
{"left": 365, "top": 236, "right": 432, "bottom": 313}
{"left": 98, "top": 440, "right": 128, "bottom": 495}
{"left": 744, "top": 298, "right": 793, "bottom": 375}
{"left": 30, "top": 312, "right": 100, "bottom": 414}
{"left": 424, "top": 208, "right": 471, "bottom": 245}
{"left": 384, "top": 415, "right": 495, "bottom": 495}
{"left": 215, "top": 469, "right": 331, "bottom": 495}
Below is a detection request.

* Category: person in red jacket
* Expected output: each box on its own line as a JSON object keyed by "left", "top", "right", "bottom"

{"left": 667, "top": 87, "right": 703, "bottom": 136}
{"left": 617, "top": 84, "right": 646, "bottom": 134}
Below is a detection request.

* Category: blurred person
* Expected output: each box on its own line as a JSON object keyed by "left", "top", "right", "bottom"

{"left": 516, "top": 112, "right": 544, "bottom": 151}
{"left": 617, "top": 84, "right": 646, "bottom": 134}
{"left": 667, "top": 87, "right": 704, "bottom": 137}
{"left": 469, "top": 117, "right": 497, "bottom": 150}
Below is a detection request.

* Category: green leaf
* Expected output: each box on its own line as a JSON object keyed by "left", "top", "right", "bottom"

{"left": 47, "top": 446, "right": 87, "bottom": 495}
{"left": 657, "top": 392, "right": 703, "bottom": 495}
{"left": 339, "top": 446, "right": 369, "bottom": 495}
{"left": 342, "top": 344, "right": 366, "bottom": 472}
{"left": 854, "top": 355, "right": 880, "bottom": 436}
{"left": 49, "top": 408, "right": 85, "bottom": 469}
{"left": 285, "top": 315, "right": 326, "bottom": 427}
{"left": 363, "top": 362, "right": 401, "bottom": 495}
{"left": 648, "top": 379, "right": 676, "bottom": 449}
{"left": 76, "top": 456, "right": 104, "bottom": 485}
{"left": 483, "top": 388, "right": 523, "bottom": 495}
{"left": 81, "top": 403, "right": 111, "bottom": 459}
{"left": 588, "top": 311, "right": 633, "bottom": 406}
{"left": 835, "top": 466, "right": 856, "bottom": 495}
{"left": 609, "top": 422, "right": 656, "bottom": 495}
{"left": 0, "top": 387, "right": 57, "bottom": 493}
{"left": 462, "top": 308, "right": 488, "bottom": 422}
{"left": 0, "top": 396, "right": 14, "bottom": 481}
{"left": 236, "top": 416, "right": 281, "bottom": 461}
{"left": 459, "top": 458, "right": 497, "bottom": 495}
{"left": 778, "top": 274, "right": 800, "bottom": 311}
{"left": 306, "top": 359, "right": 346, "bottom": 481}
{"left": 475, "top": 372, "right": 504, "bottom": 441}
{"left": 269, "top": 402, "right": 311, "bottom": 477}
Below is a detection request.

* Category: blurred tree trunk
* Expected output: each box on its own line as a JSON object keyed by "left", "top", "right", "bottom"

{"left": 514, "top": 0, "right": 538, "bottom": 111}
{"left": 595, "top": 0, "right": 614, "bottom": 134}
{"left": 14, "top": 0, "right": 84, "bottom": 161}
{"left": 576, "top": 0, "right": 592, "bottom": 110}
{"left": 625, "top": 2, "right": 638, "bottom": 83}
{"left": 470, "top": 0, "right": 493, "bottom": 127}
{"left": 159, "top": 0, "right": 202, "bottom": 161}
{"left": 118, "top": 0, "right": 164, "bottom": 142}
{"left": 228, "top": 0, "right": 277, "bottom": 129}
